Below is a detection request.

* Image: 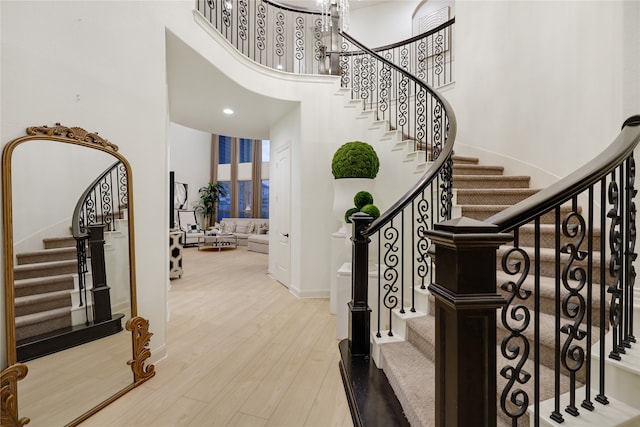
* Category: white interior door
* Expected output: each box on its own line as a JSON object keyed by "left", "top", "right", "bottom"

{"left": 274, "top": 145, "right": 291, "bottom": 288}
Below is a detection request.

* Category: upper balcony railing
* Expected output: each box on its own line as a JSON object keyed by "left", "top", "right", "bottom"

{"left": 196, "top": 0, "right": 331, "bottom": 75}
{"left": 195, "top": 0, "right": 455, "bottom": 88}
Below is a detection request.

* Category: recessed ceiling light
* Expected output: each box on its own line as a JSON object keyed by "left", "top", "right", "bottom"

{"left": 276, "top": 64, "right": 283, "bottom": 70}
{"left": 223, "top": 108, "right": 234, "bottom": 115}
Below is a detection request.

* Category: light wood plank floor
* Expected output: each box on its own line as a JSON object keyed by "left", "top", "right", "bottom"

{"left": 80, "top": 246, "right": 353, "bottom": 426}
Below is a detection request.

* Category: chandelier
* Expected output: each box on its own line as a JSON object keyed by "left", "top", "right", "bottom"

{"left": 317, "top": 0, "right": 351, "bottom": 32}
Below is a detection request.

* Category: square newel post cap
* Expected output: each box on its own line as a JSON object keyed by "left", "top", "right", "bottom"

{"left": 426, "top": 217, "right": 513, "bottom": 249}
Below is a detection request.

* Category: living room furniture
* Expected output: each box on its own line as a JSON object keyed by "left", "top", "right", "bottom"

{"left": 197, "top": 234, "right": 238, "bottom": 251}
{"left": 177, "top": 210, "right": 205, "bottom": 247}
{"left": 247, "top": 234, "right": 269, "bottom": 254}
{"left": 169, "top": 230, "right": 183, "bottom": 278}
{"left": 219, "top": 218, "right": 269, "bottom": 247}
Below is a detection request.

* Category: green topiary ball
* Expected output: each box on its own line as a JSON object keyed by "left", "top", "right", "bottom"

{"left": 344, "top": 207, "right": 359, "bottom": 223}
{"left": 360, "top": 204, "right": 381, "bottom": 219}
{"left": 331, "top": 141, "right": 380, "bottom": 179}
{"left": 354, "top": 191, "right": 374, "bottom": 209}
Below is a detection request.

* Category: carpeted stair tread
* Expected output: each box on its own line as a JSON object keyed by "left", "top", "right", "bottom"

{"left": 13, "top": 259, "right": 78, "bottom": 280}
{"left": 453, "top": 164, "right": 504, "bottom": 175}
{"left": 42, "top": 235, "right": 77, "bottom": 249}
{"left": 405, "top": 315, "right": 435, "bottom": 362}
{"left": 453, "top": 175, "right": 531, "bottom": 189}
{"left": 455, "top": 188, "right": 540, "bottom": 205}
{"left": 379, "top": 341, "right": 436, "bottom": 427}
{"left": 15, "top": 290, "right": 72, "bottom": 317}
{"left": 16, "top": 246, "right": 77, "bottom": 265}
{"left": 451, "top": 154, "right": 479, "bottom": 164}
{"left": 15, "top": 306, "right": 72, "bottom": 341}
{"left": 14, "top": 274, "right": 75, "bottom": 297}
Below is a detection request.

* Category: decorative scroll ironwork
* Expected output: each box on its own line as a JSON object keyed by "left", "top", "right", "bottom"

{"left": 439, "top": 156, "right": 453, "bottom": 220}
{"left": 274, "top": 12, "right": 286, "bottom": 60}
{"left": 559, "top": 210, "right": 588, "bottom": 416}
{"left": 126, "top": 316, "right": 156, "bottom": 383}
{"left": 416, "top": 191, "right": 430, "bottom": 289}
{"left": 607, "top": 177, "right": 624, "bottom": 360}
{"left": 499, "top": 246, "right": 533, "bottom": 424}
{"left": 432, "top": 102, "right": 443, "bottom": 160}
{"left": 313, "top": 18, "right": 323, "bottom": 61}
{"left": 256, "top": 2, "right": 267, "bottom": 52}
{"left": 398, "top": 75, "right": 409, "bottom": 128}
{"left": 295, "top": 16, "right": 305, "bottom": 62}
{"left": 434, "top": 33, "right": 445, "bottom": 77}
{"left": 382, "top": 224, "right": 400, "bottom": 336}
{"left": 238, "top": 0, "right": 248, "bottom": 41}
{"left": 626, "top": 157, "right": 637, "bottom": 345}
{"left": 221, "top": 0, "right": 232, "bottom": 28}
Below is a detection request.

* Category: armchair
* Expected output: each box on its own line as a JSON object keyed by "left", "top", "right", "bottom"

{"left": 177, "top": 210, "right": 205, "bottom": 247}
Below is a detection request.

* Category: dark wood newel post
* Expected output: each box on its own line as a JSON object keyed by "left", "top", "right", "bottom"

{"left": 88, "top": 225, "right": 113, "bottom": 324}
{"left": 425, "top": 217, "right": 512, "bottom": 427}
{"left": 349, "top": 212, "right": 373, "bottom": 358}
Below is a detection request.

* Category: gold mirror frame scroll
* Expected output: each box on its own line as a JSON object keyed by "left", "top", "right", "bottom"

{"left": 0, "top": 124, "right": 155, "bottom": 427}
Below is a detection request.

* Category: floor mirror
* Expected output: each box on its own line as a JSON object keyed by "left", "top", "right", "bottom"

{"left": 1, "top": 124, "right": 154, "bottom": 426}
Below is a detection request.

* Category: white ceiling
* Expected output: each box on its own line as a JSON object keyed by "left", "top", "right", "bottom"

{"left": 166, "top": 32, "right": 297, "bottom": 140}
{"left": 280, "top": 1, "right": 389, "bottom": 11}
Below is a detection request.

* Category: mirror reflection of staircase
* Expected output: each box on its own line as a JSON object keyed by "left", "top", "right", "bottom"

{"left": 14, "top": 233, "right": 124, "bottom": 362}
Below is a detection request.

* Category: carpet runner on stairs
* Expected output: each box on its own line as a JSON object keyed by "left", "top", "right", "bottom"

{"left": 14, "top": 236, "right": 79, "bottom": 342}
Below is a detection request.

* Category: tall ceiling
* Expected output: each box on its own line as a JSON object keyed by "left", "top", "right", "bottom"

{"left": 166, "top": 32, "right": 297, "bottom": 140}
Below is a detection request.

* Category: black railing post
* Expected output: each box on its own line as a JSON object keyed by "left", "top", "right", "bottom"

{"left": 426, "top": 217, "right": 512, "bottom": 427}
{"left": 88, "top": 225, "right": 113, "bottom": 324}
{"left": 349, "top": 212, "right": 373, "bottom": 357}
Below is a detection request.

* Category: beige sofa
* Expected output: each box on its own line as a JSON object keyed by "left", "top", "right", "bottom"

{"left": 218, "top": 218, "right": 269, "bottom": 250}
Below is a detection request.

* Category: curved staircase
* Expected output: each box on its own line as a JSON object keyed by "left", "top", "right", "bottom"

{"left": 371, "top": 151, "right": 640, "bottom": 426}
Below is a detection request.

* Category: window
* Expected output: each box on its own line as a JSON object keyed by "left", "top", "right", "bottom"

{"left": 238, "top": 181, "right": 252, "bottom": 218}
{"left": 239, "top": 138, "right": 253, "bottom": 163}
{"left": 214, "top": 135, "right": 269, "bottom": 219}
{"left": 219, "top": 136, "right": 232, "bottom": 164}
{"left": 261, "top": 180, "right": 269, "bottom": 219}
{"left": 217, "top": 181, "right": 231, "bottom": 221}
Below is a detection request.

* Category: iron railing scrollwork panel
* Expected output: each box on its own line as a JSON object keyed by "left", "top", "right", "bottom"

{"left": 488, "top": 118, "right": 640, "bottom": 426}
{"left": 339, "top": 31, "right": 457, "bottom": 338}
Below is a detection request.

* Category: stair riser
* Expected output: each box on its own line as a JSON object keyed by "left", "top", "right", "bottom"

{"left": 453, "top": 177, "right": 531, "bottom": 189}
{"left": 43, "top": 237, "right": 76, "bottom": 249}
{"left": 16, "top": 250, "right": 77, "bottom": 266}
{"left": 14, "top": 263, "right": 78, "bottom": 280}
{"left": 15, "top": 294, "right": 72, "bottom": 317}
{"left": 453, "top": 167, "right": 504, "bottom": 176}
{"left": 456, "top": 191, "right": 538, "bottom": 206}
{"left": 14, "top": 278, "right": 75, "bottom": 297}
{"left": 16, "top": 313, "right": 71, "bottom": 342}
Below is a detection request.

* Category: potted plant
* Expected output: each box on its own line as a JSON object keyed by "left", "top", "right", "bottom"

{"left": 193, "top": 181, "right": 227, "bottom": 230}
{"left": 331, "top": 141, "right": 379, "bottom": 233}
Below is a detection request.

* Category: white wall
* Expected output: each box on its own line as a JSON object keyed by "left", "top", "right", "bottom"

{"left": 349, "top": 1, "right": 421, "bottom": 48}
{"left": 169, "top": 122, "right": 211, "bottom": 214}
{"left": 447, "top": 1, "right": 631, "bottom": 184}
{"left": 1, "top": 1, "right": 169, "bottom": 366}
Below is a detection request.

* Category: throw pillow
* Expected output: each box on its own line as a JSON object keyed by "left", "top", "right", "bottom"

{"left": 247, "top": 221, "right": 256, "bottom": 233}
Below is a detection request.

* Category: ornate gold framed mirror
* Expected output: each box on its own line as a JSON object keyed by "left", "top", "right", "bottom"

{"left": 1, "top": 124, "right": 154, "bottom": 427}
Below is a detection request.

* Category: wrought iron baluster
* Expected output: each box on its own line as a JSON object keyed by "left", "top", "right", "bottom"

{"left": 596, "top": 177, "right": 610, "bottom": 405}
{"left": 383, "top": 219, "right": 400, "bottom": 336}
{"left": 377, "top": 231, "right": 382, "bottom": 338}
{"left": 499, "top": 239, "right": 532, "bottom": 426}
{"left": 624, "top": 156, "right": 637, "bottom": 347}
{"left": 608, "top": 169, "right": 624, "bottom": 360}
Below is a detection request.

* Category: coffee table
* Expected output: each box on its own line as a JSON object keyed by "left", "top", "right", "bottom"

{"left": 197, "top": 234, "right": 238, "bottom": 251}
